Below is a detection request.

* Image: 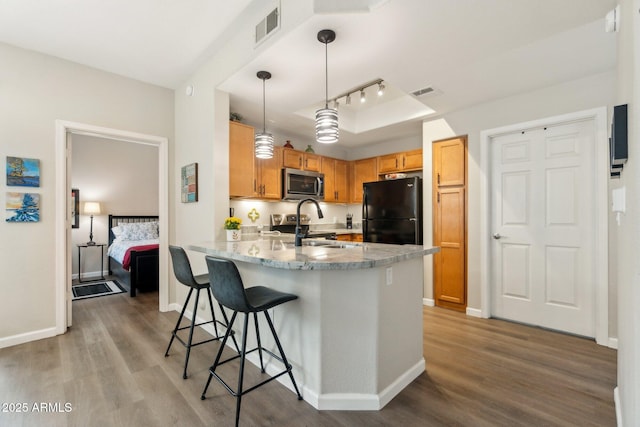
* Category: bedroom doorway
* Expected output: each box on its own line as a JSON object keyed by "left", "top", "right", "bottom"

{"left": 55, "top": 120, "right": 169, "bottom": 333}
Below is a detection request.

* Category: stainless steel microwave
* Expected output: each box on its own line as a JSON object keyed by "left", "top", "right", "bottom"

{"left": 282, "top": 168, "right": 325, "bottom": 200}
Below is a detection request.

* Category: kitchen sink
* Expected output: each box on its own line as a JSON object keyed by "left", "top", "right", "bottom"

{"left": 283, "top": 240, "right": 361, "bottom": 249}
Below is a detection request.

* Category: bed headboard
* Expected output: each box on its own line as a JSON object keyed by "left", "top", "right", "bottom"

{"left": 108, "top": 215, "right": 159, "bottom": 246}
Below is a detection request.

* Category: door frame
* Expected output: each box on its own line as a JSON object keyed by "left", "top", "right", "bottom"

{"left": 54, "top": 120, "right": 170, "bottom": 335}
{"left": 479, "top": 107, "right": 609, "bottom": 346}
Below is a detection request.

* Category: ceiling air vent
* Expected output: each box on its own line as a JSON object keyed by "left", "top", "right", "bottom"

{"left": 411, "top": 86, "right": 435, "bottom": 97}
{"left": 255, "top": 7, "right": 279, "bottom": 45}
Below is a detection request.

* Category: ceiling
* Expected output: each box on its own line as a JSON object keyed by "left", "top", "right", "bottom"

{"left": 0, "top": 0, "right": 618, "bottom": 148}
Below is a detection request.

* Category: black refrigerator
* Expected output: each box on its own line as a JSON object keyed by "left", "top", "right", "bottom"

{"left": 362, "top": 177, "right": 423, "bottom": 244}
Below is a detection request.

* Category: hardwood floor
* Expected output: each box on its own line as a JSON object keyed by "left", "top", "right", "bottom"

{"left": 0, "top": 292, "right": 616, "bottom": 426}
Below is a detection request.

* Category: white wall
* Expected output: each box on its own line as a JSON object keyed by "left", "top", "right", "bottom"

{"left": 421, "top": 70, "right": 616, "bottom": 316}
{"left": 0, "top": 41, "right": 173, "bottom": 343}
{"left": 614, "top": 1, "right": 639, "bottom": 425}
{"left": 71, "top": 135, "right": 159, "bottom": 278}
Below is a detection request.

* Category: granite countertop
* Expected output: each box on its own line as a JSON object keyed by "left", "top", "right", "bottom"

{"left": 188, "top": 235, "right": 439, "bottom": 271}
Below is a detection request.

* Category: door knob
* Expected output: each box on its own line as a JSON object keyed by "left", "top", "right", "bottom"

{"left": 493, "top": 233, "right": 502, "bottom": 240}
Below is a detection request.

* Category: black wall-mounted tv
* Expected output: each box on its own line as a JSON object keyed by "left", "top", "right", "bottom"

{"left": 610, "top": 104, "right": 628, "bottom": 168}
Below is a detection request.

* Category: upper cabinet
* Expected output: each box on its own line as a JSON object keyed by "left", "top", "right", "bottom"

{"left": 229, "top": 121, "right": 282, "bottom": 199}
{"left": 230, "top": 126, "right": 422, "bottom": 202}
{"left": 229, "top": 121, "right": 256, "bottom": 197}
{"left": 351, "top": 157, "right": 378, "bottom": 203}
{"left": 322, "top": 157, "right": 350, "bottom": 203}
{"left": 282, "top": 149, "right": 321, "bottom": 172}
{"left": 377, "top": 149, "right": 423, "bottom": 174}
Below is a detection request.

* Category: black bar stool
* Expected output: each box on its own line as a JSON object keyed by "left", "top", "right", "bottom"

{"left": 201, "top": 255, "right": 302, "bottom": 427}
{"left": 165, "top": 246, "right": 239, "bottom": 379}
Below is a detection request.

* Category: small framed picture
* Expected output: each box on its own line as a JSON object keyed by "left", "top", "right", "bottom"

{"left": 181, "top": 163, "right": 198, "bottom": 203}
{"left": 6, "top": 192, "right": 40, "bottom": 222}
{"left": 6, "top": 156, "right": 40, "bottom": 187}
{"left": 71, "top": 189, "right": 80, "bottom": 228}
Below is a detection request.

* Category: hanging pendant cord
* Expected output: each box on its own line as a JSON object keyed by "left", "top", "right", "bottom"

{"left": 262, "top": 78, "right": 266, "bottom": 133}
{"left": 324, "top": 41, "right": 329, "bottom": 109}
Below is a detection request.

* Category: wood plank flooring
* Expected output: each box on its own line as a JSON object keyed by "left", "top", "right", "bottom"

{"left": 0, "top": 291, "right": 617, "bottom": 426}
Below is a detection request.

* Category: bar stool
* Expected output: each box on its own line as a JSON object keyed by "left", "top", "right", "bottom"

{"left": 201, "top": 255, "right": 302, "bottom": 427}
{"left": 165, "top": 245, "right": 239, "bottom": 379}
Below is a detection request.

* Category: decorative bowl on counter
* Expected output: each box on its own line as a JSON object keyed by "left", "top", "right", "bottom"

{"left": 385, "top": 173, "right": 407, "bottom": 180}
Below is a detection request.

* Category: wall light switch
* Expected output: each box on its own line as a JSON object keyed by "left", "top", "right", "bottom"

{"left": 386, "top": 267, "right": 393, "bottom": 286}
{"left": 612, "top": 186, "right": 626, "bottom": 226}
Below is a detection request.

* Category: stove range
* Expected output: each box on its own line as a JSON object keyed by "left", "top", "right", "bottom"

{"left": 270, "top": 214, "right": 336, "bottom": 239}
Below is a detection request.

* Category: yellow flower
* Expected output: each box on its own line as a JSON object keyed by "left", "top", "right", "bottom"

{"left": 224, "top": 216, "right": 242, "bottom": 230}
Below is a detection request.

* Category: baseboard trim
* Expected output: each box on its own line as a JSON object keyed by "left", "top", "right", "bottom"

{"left": 614, "top": 386, "right": 622, "bottom": 427}
{"left": 466, "top": 307, "right": 482, "bottom": 318}
{"left": 0, "top": 327, "right": 58, "bottom": 349}
{"left": 423, "top": 298, "right": 434, "bottom": 306}
{"left": 608, "top": 337, "right": 619, "bottom": 350}
{"left": 306, "top": 358, "right": 426, "bottom": 410}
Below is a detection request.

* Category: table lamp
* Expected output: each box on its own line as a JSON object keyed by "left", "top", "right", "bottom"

{"left": 84, "top": 201, "right": 102, "bottom": 245}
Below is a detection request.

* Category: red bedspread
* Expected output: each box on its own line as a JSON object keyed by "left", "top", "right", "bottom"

{"left": 122, "top": 244, "right": 159, "bottom": 271}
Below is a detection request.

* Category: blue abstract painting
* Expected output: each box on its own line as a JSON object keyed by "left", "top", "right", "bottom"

{"left": 6, "top": 156, "right": 40, "bottom": 187}
{"left": 6, "top": 192, "right": 40, "bottom": 222}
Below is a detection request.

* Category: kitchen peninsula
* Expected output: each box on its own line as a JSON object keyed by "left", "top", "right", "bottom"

{"left": 188, "top": 237, "right": 439, "bottom": 410}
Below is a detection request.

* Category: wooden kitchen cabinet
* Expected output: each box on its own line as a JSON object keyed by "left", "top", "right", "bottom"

{"left": 432, "top": 136, "right": 467, "bottom": 312}
{"left": 321, "top": 157, "right": 350, "bottom": 203}
{"left": 377, "top": 149, "right": 423, "bottom": 174}
{"left": 229, "top": 121, "right": 256, "bottom": 197}
{"left": 336, "top": 233, "right": 363, "bottom": 242}
{"left": 282, "top": 149, "right": 321, "bottom": 172}
{"left": 229, "top": 121, "right": 282, "bottom": 199}
{"left": 256, "top": 146, "right": 282, "bottom": 199}
{"left": 350, "top": 157, "right": 378, "bottom": 203}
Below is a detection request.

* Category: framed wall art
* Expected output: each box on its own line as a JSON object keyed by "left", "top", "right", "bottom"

{"left": 6, "top": 192, "right": 40, "bottom": 222}
{"left": 181, "top": 162, "right": 198, "bottom": 203}
{"left": 6, "top": 156, "right": 40, "bottom": 187}
{"left": 71, "top": 188, "right": 79, "bottom": 228}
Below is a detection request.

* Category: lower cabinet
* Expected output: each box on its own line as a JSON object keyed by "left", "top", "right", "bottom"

{"left": 336, "top": 233, "right": 363, "bottom": 242}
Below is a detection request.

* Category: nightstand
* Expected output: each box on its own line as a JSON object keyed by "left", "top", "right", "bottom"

{"left": 77, "top": 243, "right": 106, "bottom": 283}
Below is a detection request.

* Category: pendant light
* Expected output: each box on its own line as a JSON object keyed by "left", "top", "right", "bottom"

{"left": 315, "top": 29, "right": 338, "bottom": 144}
{"left": 255, "top": 70, "right": 274, "bottom": 159}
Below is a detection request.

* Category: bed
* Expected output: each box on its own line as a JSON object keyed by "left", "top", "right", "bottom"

{"left": 108, "top": 215, "right": 160, "bottom": 297}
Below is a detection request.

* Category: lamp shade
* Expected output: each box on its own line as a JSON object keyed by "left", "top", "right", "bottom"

{"left": 315, "top": 107, "right": 339, "bottom": 144}
{"left": 83, "top": 201, "right": 102, "bottom": 215}
{"left": 255, "top": 133, "right": 275, "bottom": 159}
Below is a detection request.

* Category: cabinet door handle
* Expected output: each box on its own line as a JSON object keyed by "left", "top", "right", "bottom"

{"left": 254, "top": 179, "right": 257, "bottom": 192}
{"left": 395, "top": 158, "right": 398, "bottom": 168}
{"left": 437, "top": 192, "right": 440, "bottom": 203}
{"left": 403, "top": 157, "right": 405, "bottom": 168}
{"left": 299, "top": 158, "right": 302, "bottom": 167}
{"left": 437, "top": 173, "right": 440, "bottom": 185}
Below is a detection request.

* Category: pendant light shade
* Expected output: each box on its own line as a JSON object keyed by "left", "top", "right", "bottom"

{"left": 316, "top": 29, "right": 338, "bottom": 144}
{"left": 255, "top": 70, "right": 274, "bottom": 159}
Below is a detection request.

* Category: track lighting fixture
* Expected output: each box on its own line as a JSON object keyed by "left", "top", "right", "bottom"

{"left": 328, "top": 78, "right": 385, "bottom": 108}
{"left": 255, "top": 71, "right": 274, "bottom": 159}
{"left": 315, "top": 29, "right": 339, "bottom": 144}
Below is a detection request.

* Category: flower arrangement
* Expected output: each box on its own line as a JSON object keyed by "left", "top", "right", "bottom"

{"left": 224, "top": 216, "right": 242, "bottom": 230}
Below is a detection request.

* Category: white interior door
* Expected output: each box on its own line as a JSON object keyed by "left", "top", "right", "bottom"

{"left": 490, "top": 119, "right": 595, "bottom": 337}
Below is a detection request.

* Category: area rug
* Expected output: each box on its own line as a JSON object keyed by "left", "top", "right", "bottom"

{"left": 72, "top": 280, "right": 125, "bottom": 300}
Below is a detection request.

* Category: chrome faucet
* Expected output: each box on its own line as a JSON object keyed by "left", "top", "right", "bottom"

{"left": 295, "top": 198, "right": 324, "bottom": 246}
